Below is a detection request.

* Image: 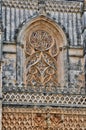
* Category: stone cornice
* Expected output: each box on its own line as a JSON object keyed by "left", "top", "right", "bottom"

{"left": 2, "top": 0, "right": 38, "bottom": 10}
{"left": 2, "top": 0, "right": 83, "bottom": 13}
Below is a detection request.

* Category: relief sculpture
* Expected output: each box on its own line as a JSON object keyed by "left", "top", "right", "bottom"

{"left": 25, "top": 30, "right": 59, "bottom": 93}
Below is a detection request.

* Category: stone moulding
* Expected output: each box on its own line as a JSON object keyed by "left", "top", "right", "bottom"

{"left": 2, "top": 92, "right": 86, "bottom": 108}
{"left": 2, "top": 107, "right": 86, "bottom": 115}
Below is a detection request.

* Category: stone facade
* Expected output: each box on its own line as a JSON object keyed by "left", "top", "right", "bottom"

{"left": 0, "top": 0, "right": 86, "bottom": 130}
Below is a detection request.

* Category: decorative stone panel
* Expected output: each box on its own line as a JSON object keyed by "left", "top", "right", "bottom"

{"left": 2, "top": 0, "right": 83, "bottom": 13}
{"left": 3, "top": 93, "right": 86, "bottom": 108}
{"left": 16, "top": 15, "right": 69, "bottom": 90}
{"left": 2, "top": 107, "right": 86, "bottom": 130}
{"left": 26, "top": 30, "right": 58, "bottom": 87}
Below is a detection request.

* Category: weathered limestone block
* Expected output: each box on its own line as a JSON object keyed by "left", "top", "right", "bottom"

{"left": 2, "top": 53, "right": 16, "bottom": 88}
{"left": 3, "top": 43, "right": 16, "bottom": 53}
{"left": 69, "top": 46, "right": 85, "bottom": 94}
{"left": 69, "top": 47, "right": 84, "bottom": 57}
{"left": 2, "top": 92, "right": 86, "bottom": 107}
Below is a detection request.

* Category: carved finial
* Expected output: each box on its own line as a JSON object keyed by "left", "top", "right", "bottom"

{"left": 38, "top": 0, "right": 46, "bottom": 15}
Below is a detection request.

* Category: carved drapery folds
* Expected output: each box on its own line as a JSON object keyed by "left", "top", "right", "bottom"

{"left": 17, "top": 16, "right": 68, "bottom": 93}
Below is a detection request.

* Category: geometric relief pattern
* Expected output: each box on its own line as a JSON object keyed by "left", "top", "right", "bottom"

{"left": 2, "top": 107, "right": 86, "bottom": 130}
{"left": 26, "top": 30, "right": 59, "bottom": 92}
{"left": 3, "top": 93, "right": 86, "bottom": 107}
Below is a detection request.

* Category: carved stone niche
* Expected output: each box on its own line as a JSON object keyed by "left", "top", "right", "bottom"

{"left": 17, "top": 15, "right": 68, "bottom": 93}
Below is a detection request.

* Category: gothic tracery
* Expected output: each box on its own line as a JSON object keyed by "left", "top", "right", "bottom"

{"left": 25, "top": 30, "right": 59, "bottom": 91}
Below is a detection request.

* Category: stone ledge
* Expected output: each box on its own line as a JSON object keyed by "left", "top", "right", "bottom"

{"left": 69, "top": 47, "right": 84, "bottom": 57}
{"left": 2, "top": 106, "right": 86, "bottom": 130}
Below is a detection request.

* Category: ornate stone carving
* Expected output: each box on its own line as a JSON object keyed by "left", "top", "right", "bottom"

{"left": 46, "top": 0, "right": 83, "bottom": 13}
{"left": 2, "top": 0, "right": 82, "bottom": 13}
{"left": 26, "top": 29, "right": 59, "bottom": 91}
{"left": 30, "top": 30, "right": 53, "bottom": 51}
{"left": 2, "top": 107, "right": 86, "bottom": 130}
{"left": 50, "top": 114, "right": 62, "bottom": 126}
{"left": 3, "top": 92, "right": 86, "bottom": 107}
{"left": 1, "top": 0, "right": 86, "bottom": 130}
{"left": 33, "top": 113, "right": 47, "bottom": 127}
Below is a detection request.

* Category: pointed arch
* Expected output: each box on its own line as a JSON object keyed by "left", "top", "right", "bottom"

{"left": 16, "top": 15, "right": 69, "bottom": 91}
{"left": 17, "top": 15, "right": 67, "bottom": 47}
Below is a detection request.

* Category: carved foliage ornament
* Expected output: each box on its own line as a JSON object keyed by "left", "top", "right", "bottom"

{"left": 25, "top": 30, "right": 59, "bottom": 90}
